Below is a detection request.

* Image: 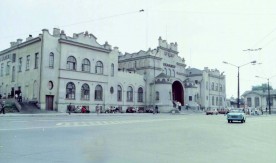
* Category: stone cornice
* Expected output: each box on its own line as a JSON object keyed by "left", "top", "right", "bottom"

{"left": 59, "top": 39, "right": 111, "bottom": 53}
{"left": 118, "top": 55, "right": 161, "bottom": 62}
{"left": 0, "top": 37, "right": 41, "bottom": 55}
{"left": 157, "top": 46, "right": 179, "bottom": 54}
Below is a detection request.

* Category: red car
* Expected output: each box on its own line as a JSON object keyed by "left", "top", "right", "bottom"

{"left": 206, "top": 109, "right": 218, "bottom": 115}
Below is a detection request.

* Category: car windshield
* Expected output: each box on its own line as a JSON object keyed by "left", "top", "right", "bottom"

{"left": 230, "top": 109, "right": 243, "bottom": 113}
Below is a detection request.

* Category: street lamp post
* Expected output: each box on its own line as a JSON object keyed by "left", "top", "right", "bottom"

{"left": 223, "top": 60, "right": 257, "bottom": 108}
{"left": 255, "top": 75, "right": 276, "bottom": 114}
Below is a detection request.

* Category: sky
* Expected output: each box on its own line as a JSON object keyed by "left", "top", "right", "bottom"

{"left": 1, "top": 0, "right": 276, "bottom": 98}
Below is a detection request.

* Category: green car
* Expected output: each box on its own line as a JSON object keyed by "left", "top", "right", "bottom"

{"left": 227, "top": 109, "right": 246, "bottom": 123}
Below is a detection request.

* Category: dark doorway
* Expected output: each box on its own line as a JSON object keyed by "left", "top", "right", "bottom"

{"left": 46, "top": 95, "right": 54, "bottom": 111}
{"left": 172, "top": 81, "right": 184, "bottom": 105}
{"left": 11, "top": 87, "right": 14, "bottom": 98}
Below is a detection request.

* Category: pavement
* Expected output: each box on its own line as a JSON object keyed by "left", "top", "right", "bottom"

{"left": 0, "top": 108, "right": 205, "bottom": 117}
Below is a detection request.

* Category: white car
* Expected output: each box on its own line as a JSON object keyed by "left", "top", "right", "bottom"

{"left": 227, "top": 109, "right": 246, "bottom": 123}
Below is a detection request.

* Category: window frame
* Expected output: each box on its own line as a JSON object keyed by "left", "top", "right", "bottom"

{"left": 66, "top": 82, "right": 76, "bottom": 99}
{"left": 81, "top": 83, "right": 90, "bottom": 100}
{"left": 94, "top": 85, "right": 103, "bottom": 101}
{"left": 66, "top": 56, "right": 77, "bottom": 71}
{"left": 127, "top": 86, "right": 133, "bottom": 102}
{"left": 95, "top": 61, "right": 103, "bottom": 74}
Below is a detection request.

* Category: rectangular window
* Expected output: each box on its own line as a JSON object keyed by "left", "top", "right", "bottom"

{"left": 255, "top": 97, "right": 259, "bottom": 107}
{"left": 0, "top": 63, "right": 3, "bottom": 76}
{"left": 12, "top": 53, "right": 16, "bottom": 62}
{"left": 247, "top": 98, "right": 252, "bottom": 107}
{"left": 34, "top": 53, "right": 39, "bottom": 69}
{"left": 26, "top": 55, "right": 30, "bottom": 70}
{"left": 155, "top": 91, "right": 159, "bottom": 101}
{"left": 6, "top": 62, "right": 10, "bottom": 75}
{"left": 211, "top": 82, "right": 214, "bottom": 90}
{"left": 189, "top": 96, "right": 192, "bottom": 101}
{"left": 18, "top": 58, "right": 22, "bottom": 72}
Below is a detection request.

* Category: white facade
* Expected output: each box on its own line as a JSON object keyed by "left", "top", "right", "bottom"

{"left": 0, "top": 29, "right": 187, "bottom": 113}
{"left": 185, "top": 67, "right": 226, "bottom": 110}
{"left": 243, "top": 90, "right": 276, "bottom": 112}
{"left": 0, "top": 28, "right": 228, "bottom": 113}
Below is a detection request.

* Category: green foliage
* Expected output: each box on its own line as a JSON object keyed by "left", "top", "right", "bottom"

{"left": 252, "top": 83, "right": 273, "bottom": 91}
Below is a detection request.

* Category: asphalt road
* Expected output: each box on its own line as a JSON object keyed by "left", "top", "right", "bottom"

{"left": 0, "top": 113, "right": 275, "bottom": 163}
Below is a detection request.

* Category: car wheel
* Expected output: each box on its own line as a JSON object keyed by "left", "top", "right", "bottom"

{"left": 228, "top": 120, "right": 230, "bottom": 123}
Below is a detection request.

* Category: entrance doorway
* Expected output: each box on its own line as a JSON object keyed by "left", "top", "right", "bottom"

{"left": 172, "top": 81, "right": 184, "bottom": 105}
{"left": 46, "top": 95, "right": 54, "bottom": 111}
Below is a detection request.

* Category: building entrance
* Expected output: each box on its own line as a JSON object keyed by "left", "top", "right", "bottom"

{"left": 46, "top": 95, "right": 54, "bottom": 111}
{"left": 172, "top": 81, "right": 184, "bottom": 105}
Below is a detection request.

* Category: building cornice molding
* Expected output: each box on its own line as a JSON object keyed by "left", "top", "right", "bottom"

{"left": 59, "top": 39, "right": 111, "bottom": 53}
{"left": 0, "top": 37, "right": 41, "bottom": 55}
{"left": 157, "top": 46, "right": 179, "bottom": 54}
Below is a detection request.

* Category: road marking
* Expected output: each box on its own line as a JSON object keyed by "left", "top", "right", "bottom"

{"left": 0, "top": 118, "right": 186, "bottom": 131}
{"left": 54, "top": 118, "right": 186, "bottom": 127}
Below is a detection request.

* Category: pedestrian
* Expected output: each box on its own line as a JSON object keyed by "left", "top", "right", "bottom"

{"left": 68, "top": 103, "right": 72, "bottom": 115}
{"left": 15, "top": 94, "right": 18, "bottom": 101}
{"left": 0, "top": 101, "right": 5, "bottom": 114}
{"left": 155, "top": 105, "right": 159, "bottom": 113}
{"left": 96, "top": 104, "right": 100, "bottom": 115}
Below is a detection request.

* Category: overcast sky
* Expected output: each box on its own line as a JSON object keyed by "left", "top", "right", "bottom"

{"left": 1, "top": 0, "right": 276, "bottom": 98}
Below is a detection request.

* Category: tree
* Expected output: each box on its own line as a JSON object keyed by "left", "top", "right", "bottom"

{"left": 252, "top": 83, "right": 273, "bottom": 91}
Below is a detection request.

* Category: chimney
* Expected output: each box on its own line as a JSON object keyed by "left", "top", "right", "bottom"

{"left": 17, "top": 39, "right": 23, "bottom": 44}
{"left": 53, "top": 28, "right": 60, "bottom": 37}
{"left": 10, "top": 42, "right": 16, "bottom": 47}
{"left": 26, "top": 35, "right": 33, "bottom": 41}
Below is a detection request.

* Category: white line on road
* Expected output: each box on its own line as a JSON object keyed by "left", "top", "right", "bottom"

{"left": 0, "top": 118, "right": 186, "bottom": 131}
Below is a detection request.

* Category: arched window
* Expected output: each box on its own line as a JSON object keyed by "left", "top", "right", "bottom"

{"left": 95, "top": 85, "right": 103, "bottom": 100}
{"left": 95, "top": 61, "right": 103, "bottom": 74}
{"left": 138, "top": 87, "right": 143, "bottom": 102}
{"left": 117, "top": 85, "right": 122, "bottom": 101}
{"left": 66, "top": 82, "right": 75, "bottom": 99}
{"left": 81, "top": 83, "right": 90, "bottom": 100}
{"left": 127, "top": 86, "right": 133, "bottom": 102}
{"left": 111, "top": 63, "right": 114, "bottom": 76}
{"left": 156, "top": 91, "right": 160, "bottom": 101}
{"left": 82, "top": 58, "right": 90, "bottom": 72}
{"left": 168, "top": 69, "right": 171, "bottom": 76}
{"left": 49, "top": 52, "right": 54, "bottom": 68}
{"left": 66, "top": 56, "right": 77, "bottom": 70}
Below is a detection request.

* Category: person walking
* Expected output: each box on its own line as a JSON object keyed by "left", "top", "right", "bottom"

{"left": 68, "top": 103, "right": 72, "bottom": 115}
{"left": 96, "top": 104, "right": 100, "bottom": 115}
{"left": 0, "top": 101, "right": 5, "bottom": 114}
{"left": 155, "top": 105, "right": 159, "bottom": 113}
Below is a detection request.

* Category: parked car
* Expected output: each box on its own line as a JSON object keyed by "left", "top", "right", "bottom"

{"left": 73, "top": 106, "right": 90, "bottom": 113}
{"left": 227, "top": 109, "right": 246, "bottom": 123}
{"left": 205, "top": 109, "right": 218, "bottom": 115}
{"left": 218, "top": 108, "right": 229, "bottom": 114}
{"left": 126, "top": 107, "right": 136, "bottom": 113}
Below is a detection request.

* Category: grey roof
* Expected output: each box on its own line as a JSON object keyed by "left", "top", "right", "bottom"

{"left": 242, "top": 89, "right": 276, "bottom": 96}
{"left": 155, "top": 73, "right": 170, "bottom": 79}
{"left": 186, "top": 68, "right": 203, "bottom": 75}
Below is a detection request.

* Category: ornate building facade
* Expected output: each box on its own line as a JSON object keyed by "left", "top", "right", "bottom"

{"left": 0, "top": 29, "right": 187, "bottom": 112}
